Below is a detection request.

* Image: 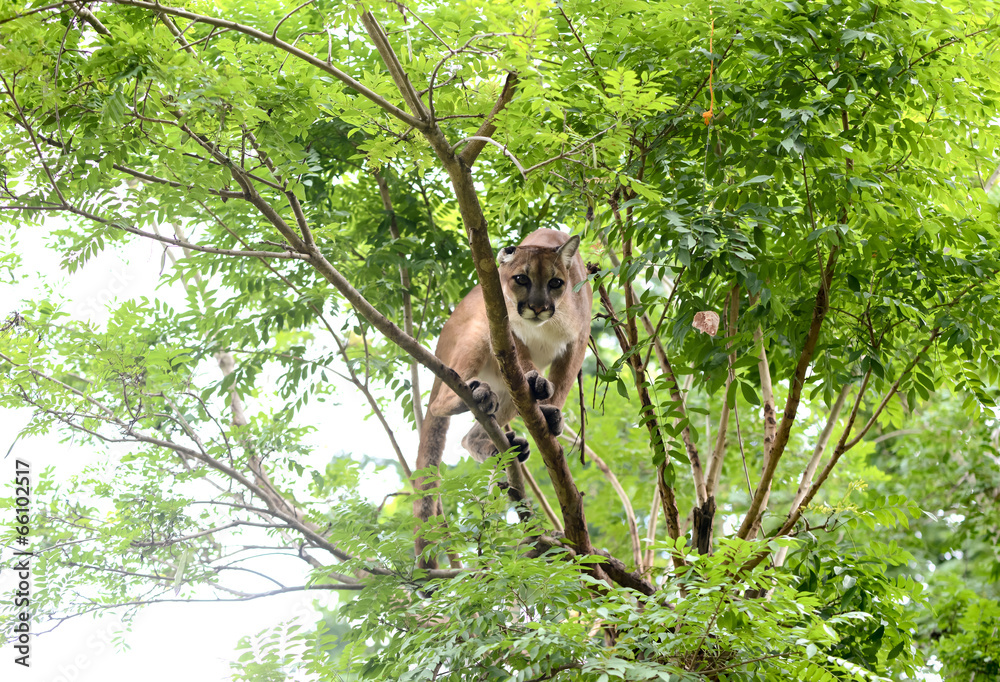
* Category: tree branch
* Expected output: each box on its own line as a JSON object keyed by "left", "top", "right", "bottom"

{"left": 104, "top": 0, "right": 424, "bottom": 128}
{"left": 0, "top": 351, "right": 114, "bottom": 416}
{"left": 660, "top": 353, "right": 708, "bottom": 506}
{"left": 449, "top": 135, "right": 526, "bottom": 176}
{"left": 737, "top": 328, "right": 942, "bottom": 576}
{"left": 746, "top": 324, "right": 776, "bottom": 541}
{"left": 706, "top": 287, "right": 738, "bottom": 498}
{"left": 358, "top": 10, "right": 429, "bottom": 121}
{"left": 843, "top": 329, "right": 940, "bottom": 450}
{"left": 562, "top": 425, "right": 641, "bottom": 570}
{"left": 64, "top": 206, "right": 308, "bottom": 260}
{"left": 593, "top": 274, "right": 682, "bottom": 566}
{"left": 303, "top": 247, "right": 514, "bottom": 460}
{"left": 772, "top": 385, "right": 849, "bottom": 569}
{"left": 67, "top": 0, "right": 110, "bottom": 35}
{"left": 909, "top": 26, "right": 996, "bottom": 68}
{"left": 112, "top": 163, "right": 245, "bottom": 199}
{"left": 458, "top": 72, "right": 518, "bottom": 167}
{"left": 407, "top": 87, "right": 595, "bottom": 559}
{"left": 736, "top": 247, "right": 838, "bottom": 539}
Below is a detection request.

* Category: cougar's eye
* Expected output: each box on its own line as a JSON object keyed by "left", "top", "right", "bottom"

{"left": 513, "top": 274, "right": 530, "bottom": 286}
{"left": 548, "top": 278, "right": 564, "bottom": 289}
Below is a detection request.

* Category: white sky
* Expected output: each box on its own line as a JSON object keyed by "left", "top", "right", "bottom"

{"left": 0, "top": 220, "right": 472, "bottom": 681}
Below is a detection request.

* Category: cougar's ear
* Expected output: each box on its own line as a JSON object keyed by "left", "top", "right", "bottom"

{"left": 497, "top": 245, "right": 518, "bottom": 265}
{"left": 556, "top": 235, "right": 580, "bottom": 269}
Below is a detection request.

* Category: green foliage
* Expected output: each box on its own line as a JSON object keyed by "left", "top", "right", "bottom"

{"left": 934, "top": 588, "right": 1000, "bottom": 680}
{"left": 2, "top": 0, "right": 999, "bottom": 679}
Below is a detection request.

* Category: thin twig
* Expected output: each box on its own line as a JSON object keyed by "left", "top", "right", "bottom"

{"left": 520, "top": 463, "right": 563, "bottom": 533}
{"left": 272, "top": 0, "right": 315, "bottom": 39}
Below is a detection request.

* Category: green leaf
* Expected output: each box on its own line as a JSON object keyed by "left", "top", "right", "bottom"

{"left": 740, "top": 381, "right": 761, "bottom": 406}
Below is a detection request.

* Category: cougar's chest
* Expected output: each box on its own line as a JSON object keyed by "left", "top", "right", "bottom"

{"left": 475, "top": 316, "right": 569, "bottom": 401}
{"left": 509, "top": 315, "right": 572, "bottom": 370}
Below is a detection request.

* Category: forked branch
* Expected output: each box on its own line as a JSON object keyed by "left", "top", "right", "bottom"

{"left": 459, "top": 72, "right": 518, "bottom": 168}
{"left": 778, "top": 328, "right": 941, "bottom": 536}
{"left": 773, "top": 385, "right": 850, "bottom": 569}
{"left": 350, "top": 8, "right": 597, "bottom": 561}
{"left": 736, "top": 247, "right": 838, "bottom": 540}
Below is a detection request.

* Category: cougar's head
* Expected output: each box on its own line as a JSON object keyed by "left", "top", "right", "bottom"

{"left": 497, "top": 235, "right": 580, "bottom": 324}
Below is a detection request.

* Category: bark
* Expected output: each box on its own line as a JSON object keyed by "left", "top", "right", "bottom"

{"left": 594, "top": 278, "right": 682, "bottom": 546}
{"left": 736, "top": 248, "right": 838, "bottom": 540}
{"left": 746, "top": 325, "right": 776, "bottom": 541}
{"left": 356, "top": 13, "right": 593, "bottom": 558}
{"left": 772, "top": 385, "right": 849, "bottom": 569}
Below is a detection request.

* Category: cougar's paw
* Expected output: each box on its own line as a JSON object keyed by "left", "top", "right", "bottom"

{"left": 504, "top": 430, "right": 531, "bottom": 462}
{"left": 467, "top": 379, "right": 499, "bottom": 416}
{"left": 539, "top": 404, "right": 564, "bottom": 436}
{"left": 525, "top": 370, "right": 554, "bottom": 401}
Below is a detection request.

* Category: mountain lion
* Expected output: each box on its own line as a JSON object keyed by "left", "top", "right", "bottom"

{"left": 414, "top": 228, "right": 592, "bottom": 565}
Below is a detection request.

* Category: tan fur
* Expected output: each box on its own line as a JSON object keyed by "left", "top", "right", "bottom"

{"left": 414, "top": 228, "right": 592, "bottom": 567}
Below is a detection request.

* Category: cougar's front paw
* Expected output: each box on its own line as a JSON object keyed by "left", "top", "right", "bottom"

{"left": 504, "top": 430, "right": 530, "bottom": 462}
{"left": 539, "top": 404, "right": 563, "bottom": 436}
{"left": 525, "top": 370, "right": 554, "bottom": 401}
{"left": 467, "top": 379, "right": 499, "bottom": 416}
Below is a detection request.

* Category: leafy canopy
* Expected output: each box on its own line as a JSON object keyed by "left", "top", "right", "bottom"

{"left": 1, "top": 0, "right": 999, "bottom": 680}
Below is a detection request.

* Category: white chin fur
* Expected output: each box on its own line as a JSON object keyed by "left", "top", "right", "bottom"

{"left": 510, "top": 310, "right": 570, "bottom": 370}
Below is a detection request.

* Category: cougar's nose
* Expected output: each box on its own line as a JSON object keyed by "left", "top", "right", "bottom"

{"left": 529, "top": 304, "right": 547, "bottom": 314}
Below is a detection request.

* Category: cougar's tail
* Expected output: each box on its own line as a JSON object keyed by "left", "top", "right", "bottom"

{"left": 414, "top": 411, "right": 450, "bottom": 514}
{"left": 413, "top": 387, "right": 449, "bottom": 569}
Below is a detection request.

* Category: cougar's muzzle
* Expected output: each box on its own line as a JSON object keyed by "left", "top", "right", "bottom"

{"left": 517, "top": 300, "right": 555, "bottom": 322}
